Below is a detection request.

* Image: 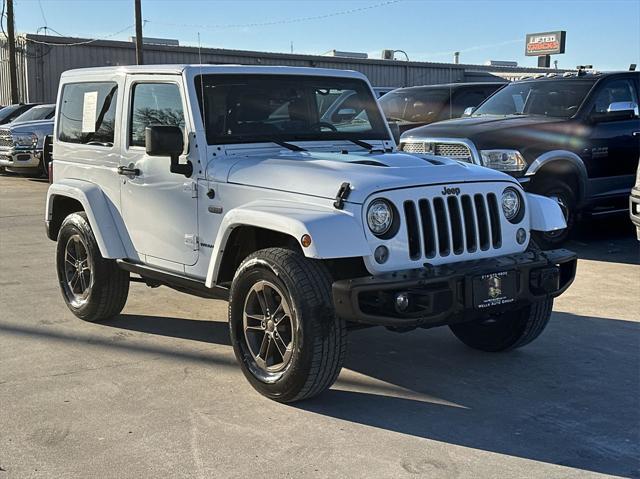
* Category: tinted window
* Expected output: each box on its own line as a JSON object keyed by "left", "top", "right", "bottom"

{"left": 194, "top": 74, "right": 388, "bottom": 145}
{"left": 12, "top": 105, "right": 55, "bottom": 123}
{"left": 129, "top": 83, "right": 185, "bottom": 147}
{"left": 473, "top": 80, "right": 594, "bottom": 118}
{"left": 58, "top": 82, "right": 117, "bottom": 145}
{"left": 379, "top": 88, "right": 449, "bottom": 123}
{"left": 0, "top": 104, "right": 34, "bottom": 124}
{"left": 591, "top": 79, "right": 639, "bottom": 114}
{"left": 451, "top": 89, "right": 494, "bottom": 117}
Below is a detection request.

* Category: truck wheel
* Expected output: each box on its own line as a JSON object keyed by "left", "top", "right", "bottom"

{"left": 531, "top": 180, "right": 576, "bottom": 248}
{"left": 56, "top": 212, "right": 129, "bottom": 322}
{"left": 449, "top": 297, "right": 553, "bottom": 352}
{"left": 229, "top": 248, "right": 347, "bottom": 403}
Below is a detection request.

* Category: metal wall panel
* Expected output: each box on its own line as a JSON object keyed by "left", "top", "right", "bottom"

{"left": 17, "top": 34, "right": 572, "bottom": 103}
{"left": 0, "top": 36, "right": 28, "bottom": 105}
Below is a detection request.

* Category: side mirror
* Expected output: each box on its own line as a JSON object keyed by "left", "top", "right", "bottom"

{"left": 388, "top": 122, "right": 401, "bottom": 145}
{"left": 462, "top": 106, "right": 475, "bottom": 117}
{"left": 145, "top": 125, "right": 192, "bottom": 177}
{"left": 591, "top": 102, "right": 638, "bottom": 123}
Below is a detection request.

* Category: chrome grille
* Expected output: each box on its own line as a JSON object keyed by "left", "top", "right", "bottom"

{"left": 0, "top": 130, "right": 13, "bottom": 148}
{"left": 401, "top": 141, "right": 473, "bottom": 162}
{"left": 404, "top": 193, "right": 502, "bottom": 260}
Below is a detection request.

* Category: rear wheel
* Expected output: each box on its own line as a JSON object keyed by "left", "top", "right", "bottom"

{"left": 56, "top": 212, "right": 129, "bottom": 321}
{"left": 229, "top": 248, "right": 347, "bottom": 402}
{"left": 449, "top": 297, "right": 554, "bottom": 352}
{"left": 530, "top": 179, "right": 577, "bottom": 248}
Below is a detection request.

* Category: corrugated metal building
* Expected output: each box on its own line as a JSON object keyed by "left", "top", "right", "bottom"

{"left": 1, "top": 33, "right": 569, "bottom": 104}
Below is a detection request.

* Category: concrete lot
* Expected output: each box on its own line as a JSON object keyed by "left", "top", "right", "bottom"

{"left": 1, "top": 174, "right": 639, "bottom": 479}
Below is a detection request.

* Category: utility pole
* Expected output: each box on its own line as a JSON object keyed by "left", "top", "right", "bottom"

{"left": 6, "top": 0, "right": 19, "bottom": 103}
{"left": 134, "top": 0, "right": 143, "bottom": 65}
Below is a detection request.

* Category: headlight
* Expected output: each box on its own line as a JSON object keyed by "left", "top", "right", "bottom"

{"left": 367, "top": 199, "right": 394, "bottom": 236}
{"left": 480, "top": 149, "right": 526, "bottom": 171}
{"left": 13, "top": 132, "right": 38, "bottom": 148}
{"left": 501, "top": 187, "right": 523, "bottom": 222}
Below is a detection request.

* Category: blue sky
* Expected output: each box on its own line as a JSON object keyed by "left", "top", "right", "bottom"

{"left": 11, "top": 0, "right": 640, "bottom": 71}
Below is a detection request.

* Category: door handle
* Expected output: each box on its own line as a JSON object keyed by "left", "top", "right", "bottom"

{"left": 117, "top": 165, "right": 141, "bottom": 176}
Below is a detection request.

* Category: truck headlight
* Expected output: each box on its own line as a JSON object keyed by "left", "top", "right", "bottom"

{"left": 501, "top": 187, "right": 524, "bottom": 223}
{"left": 480, "top": 149, "right": 526, "bottom": 172}
{"left": 367, "top": 198, "right": 395, "bottom": 237}
{"left": 13, "top": 132, "right": 38, "bottom": 148}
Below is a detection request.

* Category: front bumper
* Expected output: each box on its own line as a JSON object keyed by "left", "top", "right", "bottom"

{"left": 333, "top": 248, "right": 577, "bottom": 328}
{"left": 0, "top": 147, "right": 41, "bottom": 170}
{"left": 630, "top": 188, "right": 640, "bottom": 240}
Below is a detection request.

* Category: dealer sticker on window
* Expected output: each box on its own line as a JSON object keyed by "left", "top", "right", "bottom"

{"left": 473, "top": 270, "right": 517, "bottom": 309}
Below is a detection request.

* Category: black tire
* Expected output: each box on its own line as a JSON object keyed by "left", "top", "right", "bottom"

{"left": 229, "top": 248, "right": 347, "bottom": 403}
{"left": 450, "top": 297, "right": 554, "bottom": 352}
{"left": 530, "top": 179, "right": 577, "bottom": 248}
{"left": 56, "top": 212, "right": 129, "bottom": 322}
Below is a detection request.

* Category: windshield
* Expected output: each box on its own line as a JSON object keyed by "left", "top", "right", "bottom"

{"left": 379, "top": 88, "right": 449, "bottom": 123}
{"left": 11, "top": 105, "right": 55, "bottom": 123}
{"left": 0, "top": 104, "right": 31, "bottom": 123}
{"left": 194, "top": 74, "right": 389, "bottom": 145}
{"left": 473, "top": 79, "right": 595, "bottom": 118}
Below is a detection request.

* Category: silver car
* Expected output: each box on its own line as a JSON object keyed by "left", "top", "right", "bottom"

{"left": 0, "top": 104, "right": 55, "bottom": 176}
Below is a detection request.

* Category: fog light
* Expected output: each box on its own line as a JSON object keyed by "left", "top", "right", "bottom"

{"left": 395, "top": 292, "right": 410, "bottom": 312}
{"left": 516, "top": 228, "right": 527, "bottom": 244}
{"left": 374, "top": 245, "right": 389, "bottom": 264}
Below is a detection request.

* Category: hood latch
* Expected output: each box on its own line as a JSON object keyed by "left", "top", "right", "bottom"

{"left": 333, "top": 182, "right": 352, "bottom": 210}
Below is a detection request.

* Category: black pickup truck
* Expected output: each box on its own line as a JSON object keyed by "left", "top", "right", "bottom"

{"left": 400, "top": 71, "right": 640, "bottom": 247}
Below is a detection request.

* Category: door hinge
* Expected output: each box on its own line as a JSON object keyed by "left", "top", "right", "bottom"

{"left": 184, "top": 234, "right": 199, "bottom": 251}
{"left": 183, "top": 181, "right": 198, "bottom": 198}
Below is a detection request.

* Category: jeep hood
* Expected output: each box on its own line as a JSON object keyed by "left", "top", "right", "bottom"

{"left": 225, "top": 150, "right": 515, "bottom": 204}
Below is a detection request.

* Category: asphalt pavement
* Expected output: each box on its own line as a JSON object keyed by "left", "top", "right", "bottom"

{"left": 1, "top": 175, "right": 638, "bottom": 478}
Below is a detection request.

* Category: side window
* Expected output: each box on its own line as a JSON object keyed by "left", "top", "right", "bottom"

{"left": 58, "top": 82, "right": 118, "bottom": 146}
{"left": 129, "top": 83, "right": 185, "bottom": 148}
{"left": 592, "top": 79, "right": 639, "bottom": 114}
{"left": 452, "top": 90, "right": 487, "bottom": 116}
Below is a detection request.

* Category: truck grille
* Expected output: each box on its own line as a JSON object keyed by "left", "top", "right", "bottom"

{"left": 0, "top": 130, "right": 13, "bottom": 148}
{"left": 401, "top": 141, "right": 473, "bottom": 162}
{"left": 403, "top": 193, "right": 502, "bottom": 259}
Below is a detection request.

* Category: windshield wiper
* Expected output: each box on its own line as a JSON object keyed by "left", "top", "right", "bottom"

{"left": 236, "top": 137, "right": 306, "bottom": 152}
{"left": 347, "top": 139, "right": 374, "bottom": 150}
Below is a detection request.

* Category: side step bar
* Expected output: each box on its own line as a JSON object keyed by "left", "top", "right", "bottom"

{"left": 116, "top": 260, "right": 229, "bottom": 301}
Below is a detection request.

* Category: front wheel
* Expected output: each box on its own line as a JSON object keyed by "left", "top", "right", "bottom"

{"left": 449, "top": 298, "right": 554, "bottom": 352}
{"left": 228, "top": 248, "right": 347, "bottom": 402}
{"left": 530, "top": 179, "right": 577, "bottom": 248}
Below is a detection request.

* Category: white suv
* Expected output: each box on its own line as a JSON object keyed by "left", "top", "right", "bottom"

{"left": 46, "top": 65, "right": 577, "bottom": 402}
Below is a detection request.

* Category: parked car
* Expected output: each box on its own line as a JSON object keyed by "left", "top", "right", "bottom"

{"left": 46, "top": 65, "right": 576, "bottom": 402}
{"left": 631, "top": 163, "right": 640, "bottom": 240}
{"left": 10, "top": 103, "right": 55, "bottom": 124}
{"left": 380, "top": 82, "right": 505, "bottom": 134}
{"left": 0, "top": 103, "right": 39, "bottom": 125}
{"left": 0, "top": 109, "right": 54, "bottom": 176}
{"left": 400, "top": 71, "right": 640, "bottom": 247}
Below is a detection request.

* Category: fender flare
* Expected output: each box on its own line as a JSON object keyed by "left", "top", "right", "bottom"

{"left": 46, "top": 179, "right": 128, "bottom": 258}
{"left": 524, "top": 150, "right": 588, "bottom": 204}
{"left": 205, "top": 200, "right": 370, "bottom": 287}
{"left": 526, "top": 192, "right": 567, "bottom": 232}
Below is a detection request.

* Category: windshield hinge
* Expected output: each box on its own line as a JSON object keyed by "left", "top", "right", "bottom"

{"left": 333, "top": 182, "right": 352, "bottom": 210}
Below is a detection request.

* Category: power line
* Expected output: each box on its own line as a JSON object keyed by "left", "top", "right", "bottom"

{"left": 23, "top": 24, "right": 135, "bottom": 46}
{"left": 149, "top": 0, "right": 402, "bottom": 31}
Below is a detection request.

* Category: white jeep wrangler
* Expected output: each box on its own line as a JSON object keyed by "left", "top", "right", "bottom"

{"left": 46, "top": 65, "right": 577, "bottom": 402}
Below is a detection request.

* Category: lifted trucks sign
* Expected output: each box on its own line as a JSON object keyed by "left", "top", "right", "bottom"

{"left": 525, "top": 31, "right": 566, "bottom": 56}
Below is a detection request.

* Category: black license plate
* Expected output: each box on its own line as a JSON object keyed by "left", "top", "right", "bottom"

{"left": 473, "top": 270, "right": 517, "bottom": 309}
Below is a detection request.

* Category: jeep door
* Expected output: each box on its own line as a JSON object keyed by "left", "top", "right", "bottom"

{"left": 583, "top": 76, "right": 640, "bottom": 197}
{"left": 119, "top": 75, "right": 199, "bottom": 269}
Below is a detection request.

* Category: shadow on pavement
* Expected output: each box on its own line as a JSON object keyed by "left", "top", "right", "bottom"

{"left": 297, "top": 312, "right": 640, "bottom": 478}
{"left": 568, "top": 214, "right": 639, "bottom": 265}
